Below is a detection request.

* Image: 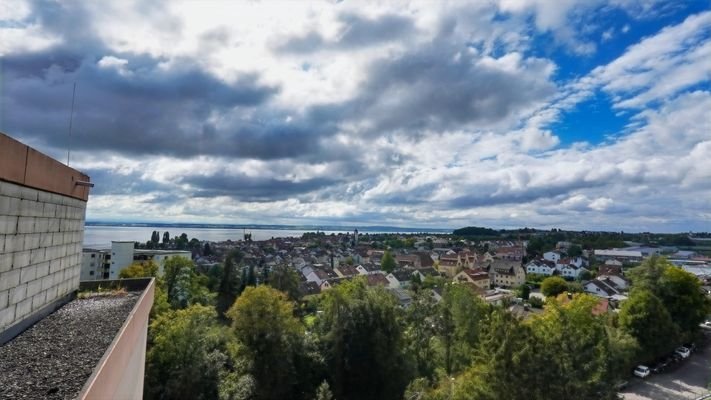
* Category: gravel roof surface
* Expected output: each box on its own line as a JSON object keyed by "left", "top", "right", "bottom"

{"left": 0, "top": 293, "right": 140, "bottom": 399}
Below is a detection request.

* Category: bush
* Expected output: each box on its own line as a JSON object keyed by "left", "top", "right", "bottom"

{"left": 528, "top": 296, "right": 544, "bottom": 308}
{"left": 541, "top": 276, "right": 568, "bottom": 297}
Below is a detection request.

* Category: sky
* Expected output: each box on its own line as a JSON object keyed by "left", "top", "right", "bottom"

{"left": 1, "top": 0, "right": 710, "bottom": 232}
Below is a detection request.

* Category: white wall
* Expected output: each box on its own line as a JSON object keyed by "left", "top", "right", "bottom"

{"left": 110, "top": 242, "right": 135, "bottom": 278}
{"left": 0, "top": 181, "right": 86, "bottom": 330}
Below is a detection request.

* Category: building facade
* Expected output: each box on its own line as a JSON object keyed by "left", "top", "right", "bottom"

{"left": 81, "top": 241, "right": 193, "bottom": 280}
{"left": 0, "top": 132, "right": 90, "bottom": 331}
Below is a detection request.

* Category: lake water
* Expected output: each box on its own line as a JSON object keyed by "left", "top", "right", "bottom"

{"left": 82, "top": 225, "right": 354, "bottom": 248}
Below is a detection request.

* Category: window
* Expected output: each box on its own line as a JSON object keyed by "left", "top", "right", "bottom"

{"left": 89, "top": 271, "right": 94, "bottom": 275}
{"left": 91, "top": 254, "right": 96, "bottom": 258}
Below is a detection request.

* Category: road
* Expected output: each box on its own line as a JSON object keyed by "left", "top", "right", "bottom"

{"left": 621, "top": 334, "right": 711, "bottom": 400}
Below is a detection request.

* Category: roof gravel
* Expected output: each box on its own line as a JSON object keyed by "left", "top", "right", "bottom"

{"left": 0, "top": 293, "right": 139, "bottom": 400}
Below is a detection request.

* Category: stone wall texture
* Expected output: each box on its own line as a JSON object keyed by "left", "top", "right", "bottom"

{"left": 0, "top": 180, "right": 87, "bottom": 330}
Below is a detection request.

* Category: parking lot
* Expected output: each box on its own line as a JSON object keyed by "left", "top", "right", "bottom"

{"left": 621, "top": 335, "right": 711, "bottom": 400}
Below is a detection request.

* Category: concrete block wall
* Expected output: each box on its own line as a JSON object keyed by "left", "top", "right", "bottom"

{"left": 0, "top": 180, "right": 87, "bottom": 330}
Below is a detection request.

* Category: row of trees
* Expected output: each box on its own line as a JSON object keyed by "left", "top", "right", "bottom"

{"left": 124, "top": 255, "right": 708, "bottom": 400}
{"left": 139, "top": 231, "right": 208, "bottom": 252}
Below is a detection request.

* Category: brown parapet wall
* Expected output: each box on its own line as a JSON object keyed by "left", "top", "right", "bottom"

{"left": 0, "top": 132, "right": 90, "bottom": 201}
{"left": 77, "top": 278, "right": 155, "bottom": 400}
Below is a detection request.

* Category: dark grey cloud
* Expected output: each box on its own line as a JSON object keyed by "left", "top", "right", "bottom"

{"left": 81, "top": 168, "right": 174, "bottom": 196}
{"left": 345, "top": 45, "right": 556, "bottom": 134}
{"left": 3, "top": 1, "right": 555, "bottom": 168}
{"left": 1, "top": 54, "right": 280, "bottom": 157}
{"left": 3, "top": 1, "right": 560, "bottom": 216}
{"left": 274, "top": 12, "right": 415, "bottom": 53}
{"left": 447, "top": 178, "right": 609, "bottom": 209}
{"left": 180, "top": 173, "right": 340, "bottom": 202}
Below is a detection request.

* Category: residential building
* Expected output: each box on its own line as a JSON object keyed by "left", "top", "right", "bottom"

{"left": 558, "top": 263, "right": 588, "bottom": 279}
{"left": 454, "top": 268, "right": 491, "bottom": 290}
{"left": 437, "top": 254, "right": 462, "bottom": 277}
{"left": 525, "top": 259, "right": 557, "bottom": 276}
{"left": 95, "top": 241, "right": 192, "bottom": 279}
{"left": 81, "top": 248, "right": 111, "bottom": 280}
{"left": 543, "top": 251, "right": 563, "bottom": 263}
{"left": 583, "top": 280, "right": 620, "bottom": 298}
{"left": 487, "top": 260, "right": 526, "bottom": 288}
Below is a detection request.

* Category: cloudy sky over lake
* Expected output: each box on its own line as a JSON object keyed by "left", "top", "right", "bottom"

{"left": 1, "top": 0, "right": 709, "bottom": 231}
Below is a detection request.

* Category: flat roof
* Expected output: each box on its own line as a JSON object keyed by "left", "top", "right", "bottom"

{"left": 0, "top": 293, "right": 139, "bottom": 399}
{"left": 134, "top": 249, "right": 192, "bottom": 255}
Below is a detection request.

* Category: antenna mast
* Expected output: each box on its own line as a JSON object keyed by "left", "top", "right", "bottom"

{"left": 67, "top": 82, "right": 77, "bottom": 166}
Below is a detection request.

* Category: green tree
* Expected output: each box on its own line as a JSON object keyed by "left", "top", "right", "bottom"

{"left": 381, "top": 250, "right": 397, "bottom": 273}
{"left": 527, "top": 295, "right": 618, "bottom": 399}
{"left": 145, "top": 305, "right": 227, "bottom": 400}
{"left": 541, "top": 276, "right": 568, "bottom": 297}
{"left": 163, "top": 257, "right": 213, "bottom": 309}
{"left": 627, "top": 255, "right": 671, "bottom": 290}
{"left": 314, "top": 381, "right": 334, "bottom": 400}
{"left": 119, "top": 261, "right": 159, "bottom": 278}
{"left": 528, "top": 296, "right": 544, "bottom": 308}
{"left": 606, "top": 325, "right": 640, "bottom": 380}
{"left": 246, "top": 265, "right": 257, "bottom": 287}
{"left": 216, "top": 250, "right": 243, "bottom": 318}
{"left": 163, "top": 231, "right": 171, "bottom": 246}
{"left": 657, "top": 266, "right": 711, "bottom": 339}
{"left": 515, "top": 284, "right": 530, "bottom": 300}
{"left": 451, "top": 295, "right": 619, "bottom": 400}
{"left": 567, "top": 244, "right": 583, "bottom": 257}
{"left": 452, "top": 308, "right": 540, "bottom": 400}
{"left": 619, "top": 289, "right": 677, "bottom": 362}
{"left": 227, "top": 286, "right": 304, "bottom": 400}
{"left": 436, "top": 284, "right": 488, "bottom": 375}
{"left": 405, "top": 290, "right": 439, "bottom": 379}
{"left": 176, "top": 233, "right": 189, "bottom": 250}
{"left": 268, "top": 264, "right": 302, "bottom": 301}
{"left": 203, "top": 242, "right": 212, "bottom": 256}
{"left": 318, "top": 278, "right": 413, "bottom": 400}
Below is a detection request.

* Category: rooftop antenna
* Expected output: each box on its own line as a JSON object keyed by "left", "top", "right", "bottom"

{"left": 67, "top": 82, "right": 77, "bottom": 166}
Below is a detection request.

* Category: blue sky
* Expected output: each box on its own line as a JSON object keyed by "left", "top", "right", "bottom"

{"left": 1, "top": 0, "right": 710, "bottom": 232}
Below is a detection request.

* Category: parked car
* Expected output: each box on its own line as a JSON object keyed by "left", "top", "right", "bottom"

{"left": 651, "top": 359, "right": 666, "bottom": 373}
{"left": 633, "top": 365, "right": 650, "bottom": 378}
{"left": 670, "top": 352, "right": 684, "bottom": 363}
{"left": 675, "top": 346, "right": 691, "bottom": 359}
{"left": 683, "top": 342, "right": 697, "bottom": 353}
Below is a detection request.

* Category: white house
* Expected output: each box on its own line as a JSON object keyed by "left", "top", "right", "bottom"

{"left": 355, "top": 265, "right": 370, "bottom": 275}
{"left": 558, "top": 264, "right": 588, "bottom": 279}
{"left": 583, "top": 280, "right": 619, "bottom": 298}
{"left": 543, "top": 251, "right": 562, "bottom": 263}
{"left": 525, "top": 259, "right": 557, "bottom": 276}
{"left": 385, "top": 273, "right": 401, "bottom": 289}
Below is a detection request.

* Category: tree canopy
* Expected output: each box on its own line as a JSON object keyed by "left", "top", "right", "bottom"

{"left": 618, "top": 289, "right": 677, "bottom": 362}
{"left": 227, "top": 286, "right": 304, "bottom": 400}
{"left": 541, "top": 276, "right": 568, "bottom": 297}
{"left": 380, "top": 250, "right": 397, "bottom": 273}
